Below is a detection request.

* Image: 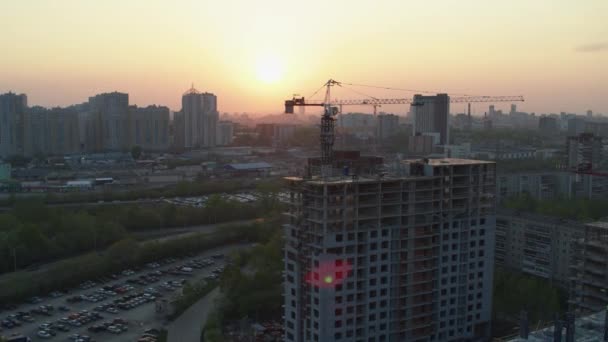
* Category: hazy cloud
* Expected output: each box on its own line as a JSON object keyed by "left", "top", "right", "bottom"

{"left": 575, "top": 42, "right": 608, "bottom": 52}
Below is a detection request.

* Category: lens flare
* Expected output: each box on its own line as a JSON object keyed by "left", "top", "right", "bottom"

{"left": 305, "top": 260, "right": 353, "bottom": 289}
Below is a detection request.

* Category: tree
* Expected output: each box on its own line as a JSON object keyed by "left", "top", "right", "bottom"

{"left": 131, "top": 145, "right": 142, "bottom": 160}
{"left": 107, "top": 239, "right": 139, "bottom": 266}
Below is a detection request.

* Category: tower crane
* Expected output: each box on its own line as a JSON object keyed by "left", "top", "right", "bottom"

{"left": 284, "top": 79, "right": 525, "bottom": 176}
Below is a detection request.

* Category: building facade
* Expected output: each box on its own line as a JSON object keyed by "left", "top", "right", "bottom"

{"left": 128, "top": 105, "right": 170, "bottom": 151}
{"left": 495, "top": 211, "right": 584, "bottom": 287}
{"left": 412, "top": 94, "right": 450, "bottom": 145}
{"left": 571, "top": 221, "right": 608, "bottom": 314}
{"left": 376, "top": 114, "right": 399, "bottom": 141}
{"left": 284, "top": 158, "right": 496, "bottom": 342}
{"left": 496, "top": 172, "right": 569, "bottom": 203}
{"left": 216, "top": 121, "right": 234, "bottom": 146}
{"left": 0, "top": 92, "right": 28, "bottom": 158}
{"left": 87, "top": 92, "right": 129, "bottom": 152}
{"left": 538, "top": 116, "right": 559, "bottom": 134}
{"left": 182, "top": 87, "right": 218, "bottom": 149}
{"left": 256, "top": 123, "right": 297, "bottom": 147}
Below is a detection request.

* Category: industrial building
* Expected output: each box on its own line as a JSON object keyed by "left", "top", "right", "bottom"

{"left": 495, "top": 210, "right": 585, "bottom": 287}
{"left": 283, "top": 157, "right": 496, "bottom": 342}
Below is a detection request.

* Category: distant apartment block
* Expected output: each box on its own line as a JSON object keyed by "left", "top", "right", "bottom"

{"left": 376, "top": 114, "right": 399, "bottom": 141}
{"left": 571, "top": 221, "right": 608, "bottom": 314}
{"left": 256, "top": 123, "right": 296, "bottom": 146}
{"left": 128, "top": 105, "right": 170, "bottom": 151}
{"left": 408, "top": 134, "right": 435, "bottom": 156}
{"left": 0, "top": 92, "right": 28, "bottom": 158}
{"left": 567, "top": 133, "right": 603, "bottom": 171}
{"left": 412, "top": 94, "right": 449, "bottom": 145}
{"left": 567, "top": 117, "right": 586, "bottom": 136}
{"left": 538, "top": 115, "right": 559, "bottom": 134}
{"left": 566, "top": 133, "right": 607, "bottom": 199}
{"left": 86, "top": 92, "right": 130, "bottom": 152}
{"left": 182, "top": 86, "right": 218, "bottom": 149}
{"left": 216, "top": 121, "right": 234, "bottom": 146}
{"left": 496, "top": 172, "right": 568, "bottom": 203}
{"left": 584, "top": 121, "right": 608, "bottom": 138}
{"left": 495, "top": 211, "right": 584, "bottom": 287}
{"left": 24, "top": 106, "right": 80, "bottom": 156}
{"left": 284, "top": 157, "right": 496, "bottom": 342}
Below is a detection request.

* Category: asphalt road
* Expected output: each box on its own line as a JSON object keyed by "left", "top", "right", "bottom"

{"left": 134, "top": 219, "right": 258, "bottom": 244}
{"left": 167, "top": 288, "right": 220, "bottom": 342}
{"left": 1, "top": 244, "right": 247, "bottom": 342}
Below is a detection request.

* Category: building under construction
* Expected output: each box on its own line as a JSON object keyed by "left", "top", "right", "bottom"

{"left": 283, "top": 155, "right": 497, "bottom": 341}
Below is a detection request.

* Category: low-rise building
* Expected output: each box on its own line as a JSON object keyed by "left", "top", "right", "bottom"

{"left": 223, "top": 162, "right": 272, "bottom": 177}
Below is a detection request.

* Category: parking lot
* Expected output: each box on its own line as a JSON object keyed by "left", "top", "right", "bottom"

{"left": 0, "top": 244, "right": 245, "bottom": 342}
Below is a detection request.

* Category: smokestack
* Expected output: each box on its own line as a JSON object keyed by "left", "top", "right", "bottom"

{"left": 554, "top": 313, "right": 562, "bottom": 342}
{"left": 520, "top": 310, "right": 529, "bottom": 339}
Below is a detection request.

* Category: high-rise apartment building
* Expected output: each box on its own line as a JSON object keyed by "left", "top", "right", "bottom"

{"left": 567, "top": 133, "right": 602, "bottom": 171}
{"left": 23, "top": 107, "right": 80, "bottom": 156}
{"left": 128, "top": 105, "right": 170, "bottom": 151}
{"left": 216, "top": 121, "right": 234, "bottom": 146}
{"left": 284, "top": 157, "right": 496, "bottom": 342}
{"left": 376, "top": 114, "right": 399, "bottom": 141}
{"left": 0, "top": 92, "right": 27, "bottom": 158}
{"left": 412, "top": 94, "right": 450, "bottom": 145}
{"left": 571, "top": 221, "right": 608, "bottom": 314}
{"left": 87, "top": 92, "right": 129, "bottom": 151}
{"left": 182, "top": 87, "right": 218, "bottom": 149}
{"left": 495, "top": 210, "right": 584, "bottom": 287}
{"left": 538, "top": 116, "right": 559, "bottom": 134}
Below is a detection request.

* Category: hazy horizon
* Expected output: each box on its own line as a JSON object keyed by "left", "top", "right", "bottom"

{"left": 1, "top": 0, "right": 607, "bottom": 115}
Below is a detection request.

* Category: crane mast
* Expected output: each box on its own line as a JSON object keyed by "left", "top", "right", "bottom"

{"left": 284, "top": 79, "right": 525, "bottom": 177}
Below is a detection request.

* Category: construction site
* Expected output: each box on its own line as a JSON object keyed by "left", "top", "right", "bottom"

{"left": 281, "top": 80, "right": 504, "bottom": 341}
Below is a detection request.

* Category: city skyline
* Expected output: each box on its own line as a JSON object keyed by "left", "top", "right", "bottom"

{"left": 1, "top": 1, "right": 607, "bottom": 114}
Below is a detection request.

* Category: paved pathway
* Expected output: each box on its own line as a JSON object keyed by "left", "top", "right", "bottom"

{"left": 167, "top": 287, "right": 221, "bottom": 342}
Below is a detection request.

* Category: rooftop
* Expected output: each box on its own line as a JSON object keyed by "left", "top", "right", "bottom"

{"left": 586, "top": 221, "right": 608, "bottom": 230}
{"left": 224, "top": 162, "right": 272, "bottom": 171}
{"left": 404, "top": 158, "right": 495, "bottom": 166}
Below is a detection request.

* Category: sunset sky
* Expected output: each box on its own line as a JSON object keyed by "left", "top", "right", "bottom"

{"left": 1, "top": 0, "right": 607, "bottom": 115}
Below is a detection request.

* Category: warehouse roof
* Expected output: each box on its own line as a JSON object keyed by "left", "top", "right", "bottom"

{"left": 224, "top": 162, "right": 272, "bottom": 171}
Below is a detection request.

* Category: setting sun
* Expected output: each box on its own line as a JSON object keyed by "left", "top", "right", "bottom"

{"left": 255, "top": 54, "right": 284, "bottom": 84}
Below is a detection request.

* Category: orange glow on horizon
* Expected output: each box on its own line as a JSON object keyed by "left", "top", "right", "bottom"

{"left": 0, "top": 0, "right": 606, "bottom": 114}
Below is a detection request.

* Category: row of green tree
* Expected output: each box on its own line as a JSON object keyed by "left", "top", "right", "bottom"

{"left": 503, "top": 192, "right": 608, "bottom": 220}
{"left": 0, "top": 201, "right": 127, "bottom": 274}
{"left": 0, "top": 220, "right": 277, "bottom": 303}
{"left": 204, "top": 230, "right": 283, "bottom": 341}
{"left": 0, "top": 190, "right": 284, "bottom": 274}
{"left": 26, "top": 178, "right": 274, "bottom": 206}
{"left": 493, "top": 268, "right": 566, "bottom": 324}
